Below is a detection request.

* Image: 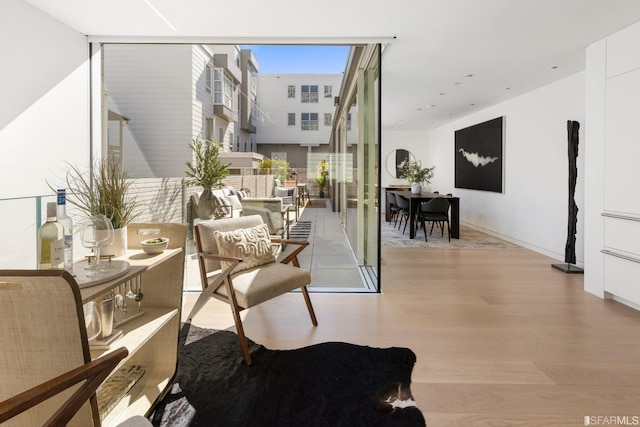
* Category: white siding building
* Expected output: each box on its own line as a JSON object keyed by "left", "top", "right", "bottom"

{"left": 103, "top": 44, "right": 248, "bottom": 178}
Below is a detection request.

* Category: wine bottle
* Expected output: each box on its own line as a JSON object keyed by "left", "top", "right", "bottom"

{"left": 38, "top": 202, "right": 64, "bottom": 269}
{"left": 56, "top": 189, "right": 74, "bottom": 271}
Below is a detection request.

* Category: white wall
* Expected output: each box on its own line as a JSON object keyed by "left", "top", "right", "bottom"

{"left": 384, "top": 72, "right": 586, "bottom": 264}
{"left": 0, "top": 0, "right": 89, "bottom": 268}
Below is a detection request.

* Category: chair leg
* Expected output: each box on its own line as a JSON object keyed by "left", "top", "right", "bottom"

{"left": 229, "top": 302, "right": 252, "bottom": 366}
{"left": 300, "top": 285, "right": 318, "bottom": 326}
{"left": 224, "top": 277, "right": 253, "bottom": 366}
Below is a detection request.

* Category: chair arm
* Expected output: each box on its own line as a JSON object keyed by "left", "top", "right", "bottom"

{"left": 0, "top": 347, "right": 129, "bottom": 426}
{"left": 271, "top": 239, "right": 309, "bottom": 267}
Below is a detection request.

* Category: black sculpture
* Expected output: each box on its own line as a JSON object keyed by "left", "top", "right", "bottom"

{"left": 552, "top": 120, "right": 584, "bottom": 273}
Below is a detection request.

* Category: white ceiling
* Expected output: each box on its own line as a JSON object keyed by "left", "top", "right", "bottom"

{"left": 23, "top": 0, "right": 640, "bottom": 131}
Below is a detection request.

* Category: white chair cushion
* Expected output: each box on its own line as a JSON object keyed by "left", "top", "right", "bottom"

{"left": 213, "top": 223, "right": 276, "bottom": 273}
{"left": 209, "top": 262, "right": 312, "bottom": 308}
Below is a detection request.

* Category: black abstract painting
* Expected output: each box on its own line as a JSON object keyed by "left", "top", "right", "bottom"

{"left": 455, "top": 117, "right": 504, "bottom": 193}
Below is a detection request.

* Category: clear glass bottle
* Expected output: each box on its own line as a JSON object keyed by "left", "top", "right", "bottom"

{"left": 56, "top": 189, "right": 74, "bottom": 271}
{"left": 38, "top": 202, "right": 64, "bottom": 269}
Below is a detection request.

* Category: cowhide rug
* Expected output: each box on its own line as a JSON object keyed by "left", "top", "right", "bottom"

{"left": 150, "top": 323, "right": 426, "bottom": 426}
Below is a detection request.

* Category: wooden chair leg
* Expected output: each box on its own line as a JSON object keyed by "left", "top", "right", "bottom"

{"left": 229, "top": 302, "right": 252, "bottom": 366}
{"left": 224, "top": 277, "right": 253, "bottom": 366}
{"left": 301, "top": 286, "right": 318, "bottom": 326}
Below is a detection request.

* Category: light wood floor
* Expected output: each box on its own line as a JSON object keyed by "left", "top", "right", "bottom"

{"left": 182, "top": 246, "right": 640, "bottom": 426}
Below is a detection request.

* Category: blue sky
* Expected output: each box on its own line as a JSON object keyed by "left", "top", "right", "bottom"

{"left": 241, "top": 45, "right": 350, "bottom": 74}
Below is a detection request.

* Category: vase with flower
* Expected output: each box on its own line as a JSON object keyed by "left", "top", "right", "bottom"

{"left": 400, "top": 160, "right": 435, "bottom": 194}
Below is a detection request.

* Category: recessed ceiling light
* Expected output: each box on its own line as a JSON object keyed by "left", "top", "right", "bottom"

{"left": 454, "top": 82, "right": 462, "bottom": 85}
{"left": 506, "top": 87, "right": 511, "bottom": 90}
{"left": 470, "top": 103, "right": 475, "bottom": 106}
{"left": 466, "top": 74, "right": 474, "bottom": 78}
{"left": 551, "top": 65, "right": 559, "bottom": 69}
{"left": 439, "top": 92, "right": 446, "bottom": 96}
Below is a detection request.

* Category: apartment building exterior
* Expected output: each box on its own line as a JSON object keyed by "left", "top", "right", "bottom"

{"left": 254, "top": 74, "right": 344, "bottom": 172}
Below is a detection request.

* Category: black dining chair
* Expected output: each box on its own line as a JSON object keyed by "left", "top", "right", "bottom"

{"left": 395, "top": 194, "right": 411, "bottom": 233}
{"left": 417, "top": 197, "right": 451, "bottom": 242}
{"left": 386, "top": 192, "right": 401, "bottom": 224}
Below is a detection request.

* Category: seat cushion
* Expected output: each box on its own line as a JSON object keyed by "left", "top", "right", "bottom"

{"left": 210, "top": 262, "right": 312, "bottom": 308}
{"left": 213, "top": 223, "right": 276, "bottom": 273}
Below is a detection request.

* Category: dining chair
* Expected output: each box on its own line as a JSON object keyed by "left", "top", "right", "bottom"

{"left": 417, "top": 197, "right": 451, "bottom": 242}
{"left": 395, "top": 194, "right": 411, "bottom": 233}
{"left": 386, "top": 192, "right": 401, "bottom": 224}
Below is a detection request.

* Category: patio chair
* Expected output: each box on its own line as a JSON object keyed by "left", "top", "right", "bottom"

{"left": 187, "top": 215, "right": 318, "bottom": 365}
{"left": 240, "top": 197, "right": 288, "bottom": 238}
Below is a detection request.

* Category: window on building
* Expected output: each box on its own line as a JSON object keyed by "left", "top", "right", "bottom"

{"left": 287, "top": 85, "right": 295, "bottom": 98}
{"left": 347, "top": 113, "right": 352, "bottom": 131}
{"left": 288, "top": 113, "right": 296, "bottom": 126}
{"left": 205, "top": 65, "right": 212, "bottom": 93}
{"left": 324, "top": 113, "right": 332, "bottom": 126}
{"left": 324, "top": 85, "right": 332, "bottom": 98}
{"left": 301, "top": 85, "right": 318, "bottom": 103}
{"left": 250, "top": 67, "right": 257, "bottom": 95}
{"left": 301, "top": 113, "right": 319, "bottom": 130}
{"left": 218, "top": 128, "right": 225, "bottom": 146}
{"left": 250, "top": 102, "right": 257, "bottom": 127}
{"left": 214, "top": 69, "right": 234, "bottom": 109}
{"left": 205, "top": 118, "right": 213, "bottom": 140}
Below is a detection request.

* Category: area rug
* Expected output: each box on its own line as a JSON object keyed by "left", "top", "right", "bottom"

{"left": 288, "top": 221, "right": 312, "bottom": 241}
{"left": 150, "top": 324, "right": 426, "bottom": 427}
{"left": 382, "top": 219, "right": 519, "bottom": 249}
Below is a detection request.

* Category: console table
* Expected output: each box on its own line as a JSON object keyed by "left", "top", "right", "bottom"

{"left": 387, "top": 189, "right": 460, "bottom": 239}
{"left": 0, "top": 223, "right": 187, "bottom": 427}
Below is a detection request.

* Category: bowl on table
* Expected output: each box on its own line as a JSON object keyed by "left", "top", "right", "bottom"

{"left": 140, "top": 237, "right": 169, "bottom": 254}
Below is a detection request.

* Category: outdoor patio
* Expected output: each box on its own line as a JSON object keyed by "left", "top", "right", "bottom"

{"left": 183, "top": 197, "right": 368, "bottom": 293}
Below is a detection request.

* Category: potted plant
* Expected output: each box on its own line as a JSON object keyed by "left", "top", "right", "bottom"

{"left": 400, "top": 160, "right": 435, "bottom": 194}
{"left": 55, "top": 158, "right": 139, "bottom": 256}
{"left": 314, "top": 160, "right": 329, "bottom": 198}
{"left": 258, "top": 158, "right": 290, "bottom": 184}
{"left": 185, "top": 138, "right": 230, "bottom": 219}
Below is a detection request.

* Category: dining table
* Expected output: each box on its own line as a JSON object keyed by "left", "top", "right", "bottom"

{"left": 387, "top": 189, "right": 460, "bottom": 239}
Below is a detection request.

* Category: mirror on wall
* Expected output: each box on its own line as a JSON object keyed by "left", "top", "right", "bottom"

{"left": 385, "top": 149, "right": 415, "bottom": 178}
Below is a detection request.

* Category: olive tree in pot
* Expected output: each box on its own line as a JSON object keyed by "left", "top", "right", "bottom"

{"left": 185, "top": 138, "right": 230, "bottom": 220}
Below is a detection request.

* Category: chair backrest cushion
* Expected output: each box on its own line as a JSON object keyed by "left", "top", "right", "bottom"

{"left": 213, "top": 223, "right": 276, "bottom": 273}
{"left": 196, "top": 215, "right": 265, "bottom": 272}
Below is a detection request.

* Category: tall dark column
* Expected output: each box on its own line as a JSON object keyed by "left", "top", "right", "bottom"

{"left": 553, "top": 120, "right": 584, "bottom": 273}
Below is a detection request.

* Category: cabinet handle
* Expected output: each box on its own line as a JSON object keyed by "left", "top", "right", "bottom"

{"left": 601, "top": 212, "right": 640, "bottom": 222}
{"left": 601, "top": 249, "right": 640, "bottom": 264}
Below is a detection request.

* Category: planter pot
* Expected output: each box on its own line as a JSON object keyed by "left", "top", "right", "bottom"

{"left": 102, "top": 226, "right": 128, "bottom": 257}
{"left": 198, "top": 188, "right": 217, "bottom": 220}
{"left": 411, "top": 183, "right": 422, "bottom": 194}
